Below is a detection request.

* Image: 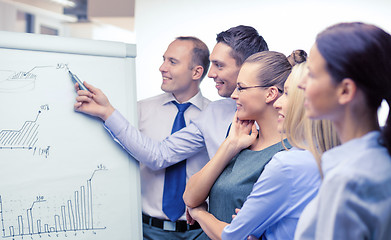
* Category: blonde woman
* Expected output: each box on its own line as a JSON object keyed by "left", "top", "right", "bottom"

{"left": 282, "top": 64, "right": 339, "bottom": 177}
{"left": 185, "top": 61, "right": 339, "bottom": 240}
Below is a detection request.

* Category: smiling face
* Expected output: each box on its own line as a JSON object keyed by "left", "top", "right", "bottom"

{"left": 159, "top": 39, "right": 198, "bottom": 101}
{"left": 230, "top": 63, "right": 268, "bottom": 120}
{"left": 300, "top": 44, "right": 341, "bottom": 120}
{"left": 273, "top": 76, "right": 290, "bottom": 133}
{"left": 208, "top": 42, "right": 241, "bottom": 98}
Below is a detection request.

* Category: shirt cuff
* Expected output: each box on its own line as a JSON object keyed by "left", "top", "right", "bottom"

{"left": 104, "top": 109, "right": 129, "bottom": 135}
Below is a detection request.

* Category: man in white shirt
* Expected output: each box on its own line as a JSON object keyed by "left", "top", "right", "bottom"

{"left": 74, "top": 25, "right": 269, "bottom": 238}
{"left": 138, "top": 37, "right": 211, "bottom": 239}
{"left": 76, "top": 36, "right": 211, "bottom": 239}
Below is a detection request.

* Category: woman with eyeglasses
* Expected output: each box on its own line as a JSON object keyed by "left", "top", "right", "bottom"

{"left": 183, "top": 51, "right": 339, "bottom": 239}
{"left": 295, "top": 22, "right": 391, "bottom": 240}
{"left": 183, "top": 51, "right": 290, "bottom": 240}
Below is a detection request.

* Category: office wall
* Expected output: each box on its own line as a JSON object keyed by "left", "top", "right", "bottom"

{"left": 135, "top": 0, "right": 391, "bottom": 102}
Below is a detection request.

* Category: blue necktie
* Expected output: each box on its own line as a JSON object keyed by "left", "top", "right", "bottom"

{"left": 226, "top": 123, "right": 232, "bottom": 138}
{"left": 162, "top": 101, "right": 191, "bottom": 222}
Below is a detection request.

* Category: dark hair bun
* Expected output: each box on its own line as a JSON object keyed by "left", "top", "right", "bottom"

{"left": 287, "top": 49, "right": 308, "bottom": 66}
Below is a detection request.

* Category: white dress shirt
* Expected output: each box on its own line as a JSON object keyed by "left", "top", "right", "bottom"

{"left": 295, "top": 131, "right": 391, "bottom": 240}
{"left": 107, "top": 92, "right": 210, "bottom": 220}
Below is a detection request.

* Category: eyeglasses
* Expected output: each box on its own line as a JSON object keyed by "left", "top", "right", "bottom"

{"left": 236, "top": 83, "right": 283, "bottom": 93}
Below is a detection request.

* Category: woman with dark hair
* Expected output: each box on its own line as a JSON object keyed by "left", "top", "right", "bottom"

{"left": 295, "top": 22, "right": 391, "bottom": 239}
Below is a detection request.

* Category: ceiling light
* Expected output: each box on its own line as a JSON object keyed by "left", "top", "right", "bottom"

{"left": 49, "top": 0, "right": 76, "bottom": 8}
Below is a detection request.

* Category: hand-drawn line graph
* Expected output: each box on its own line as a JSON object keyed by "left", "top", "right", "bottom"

{"left": 0, "top": 105, "right": 50, "bottom": 158}
{"left": 0, "top": 63, "right": 68, "bottom": 93}
{"left": 0, "top": 165, "right": 108, "bottom": 239}
{"left": 0, "top": 111, "right": 40, "bottom": 150}
{"left": 0, "top": 110, "right": 43, "bottom": 150}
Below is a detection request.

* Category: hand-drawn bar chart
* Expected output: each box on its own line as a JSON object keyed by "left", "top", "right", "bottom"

{"left": 0, "top": 165, "right": 107, "bottom": 239}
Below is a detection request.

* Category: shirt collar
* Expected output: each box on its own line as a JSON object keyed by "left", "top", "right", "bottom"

{"left": 161, "top": 91, "right": 206, "bottom": 111}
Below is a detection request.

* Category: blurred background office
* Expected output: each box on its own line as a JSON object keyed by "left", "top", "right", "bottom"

{"left": 0, "top": 0, "right": 390, "bottom": 124}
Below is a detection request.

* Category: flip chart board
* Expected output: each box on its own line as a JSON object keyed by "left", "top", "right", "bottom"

{"left": 0, "top": 31, "right": 141, "bottom": 240}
